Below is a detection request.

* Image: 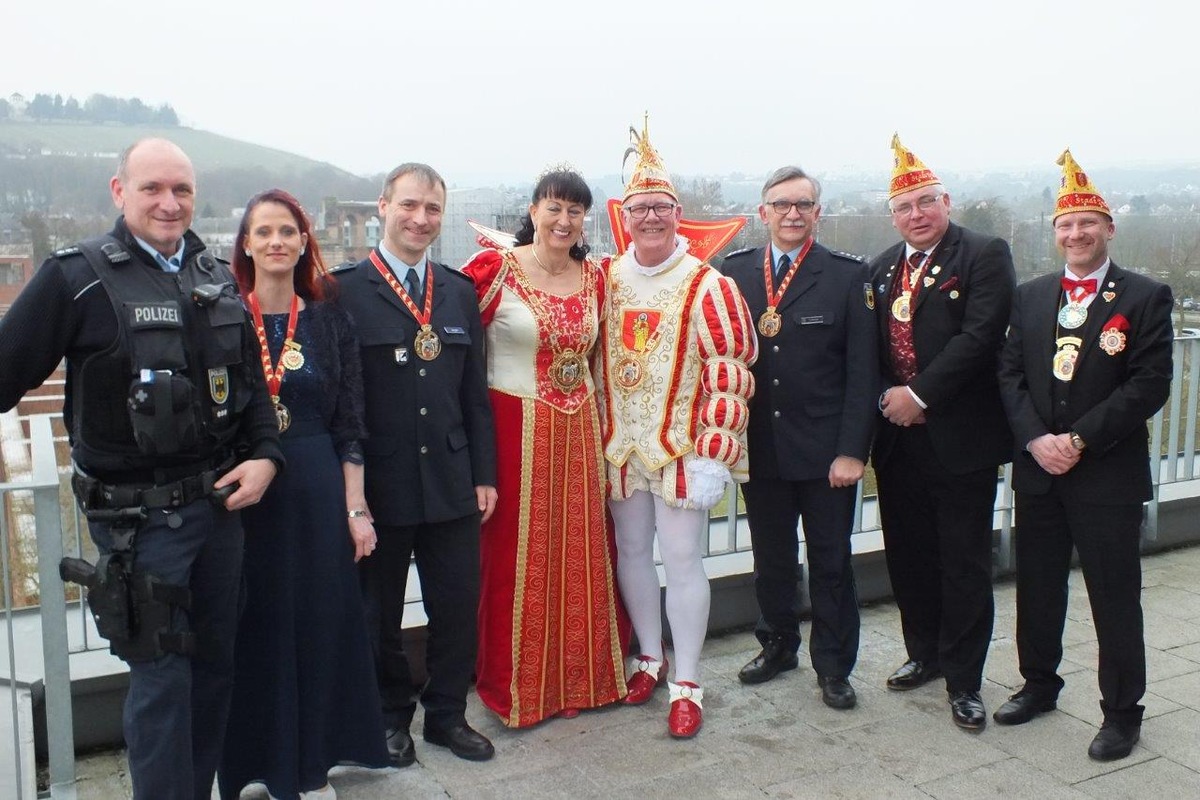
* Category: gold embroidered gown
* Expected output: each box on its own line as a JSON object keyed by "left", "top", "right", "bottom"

{"left": 462, "top": 248, "right": 627, "bottom": 727}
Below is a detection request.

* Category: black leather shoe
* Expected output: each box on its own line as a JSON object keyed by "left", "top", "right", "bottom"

{"left": 949, "top": 690, "right": 986, "bottom": 730}
{"left": 385, "top": 726, "right": 415, "bottom": 768}
{"left": 993, "top": 690, "right": 1056, "bottom": 726}
{"left": 423, "top": 722, "right": 495, "bottom": 762}
{"left": 1088, "top": 722, "right": 1140, "bottom": 761}
{"left": 885, "top": 660, "right": 942, "bottom": 691}
{"left": 737, "top": 641, "right": 799, "bottom": 685}
{"left": 818, "top": 676, "right": 857, "bottom": 710}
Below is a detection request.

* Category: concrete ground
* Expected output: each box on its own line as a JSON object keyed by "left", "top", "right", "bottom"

{"left": 73, "top": 544, "right": 1200, "bottom": 799}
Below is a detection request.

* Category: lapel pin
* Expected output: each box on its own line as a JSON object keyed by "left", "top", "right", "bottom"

{"left": 1102, "top": 291, "right": 1116, "bottom": 302}
{"left": 923, "top": 276, "right": 935, "bottom": 288}
{"left": 931, "top": 266, "right": 941, "bottom": 275}
{"left": 949, "top": 290, "right": 960, "bottom": 299}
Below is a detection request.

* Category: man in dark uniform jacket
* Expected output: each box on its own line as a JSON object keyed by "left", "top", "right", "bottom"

{"left": 870, "top": 135, "right": 1015, "bottom": 730}
{"left": 721, "top": 166, "right": 877, "bottom": 710}
{"left": 0, "top": 139, "right": 281, "bottom": 800}
{"left": 996, "top": 150, "right": 1173, "bottom": 761}
{"left": 333, "top": 163, "right": 497, "bottom": 764}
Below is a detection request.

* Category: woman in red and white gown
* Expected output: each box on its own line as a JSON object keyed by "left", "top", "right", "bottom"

{"left": 462, "top": 169, "right": 627, "bottom": 728}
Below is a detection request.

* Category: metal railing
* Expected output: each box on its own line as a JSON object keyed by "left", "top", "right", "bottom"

{"left": 2, "top": 416, "right": 74, "bottom": 799}
{"left": 2, "top": 334, "right": 1198, "bottom": 798}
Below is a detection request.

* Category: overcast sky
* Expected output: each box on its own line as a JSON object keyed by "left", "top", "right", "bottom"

{"left": 11, "top": 1, "right": 1195, "bottom": 185}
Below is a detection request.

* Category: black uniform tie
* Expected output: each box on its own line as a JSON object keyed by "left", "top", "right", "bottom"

{"left": 405, "top": 267, "right": 422, "bottom": 300}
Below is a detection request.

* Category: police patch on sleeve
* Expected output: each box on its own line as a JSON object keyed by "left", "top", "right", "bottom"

{"left": 864, "top": 283, "right": 875, "bottom": 310}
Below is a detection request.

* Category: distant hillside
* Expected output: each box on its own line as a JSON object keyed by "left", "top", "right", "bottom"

{"left": 0, "top": 121, "right": 378, "bottom": 216}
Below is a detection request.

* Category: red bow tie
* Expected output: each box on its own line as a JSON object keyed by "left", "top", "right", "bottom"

{"left": 1061, "top": 277, "right": 1097, "bottom": 298}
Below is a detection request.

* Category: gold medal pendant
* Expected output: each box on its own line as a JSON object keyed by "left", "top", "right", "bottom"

{"left": 414, "top": 324, "right": 442, "bottom": 361}
{"left": 758, "top": 307, "right": 782, "bottom": 338}
{"left": 891, "top": 293, "right": 913, "bottom": 322}
{"left": 550, "top": 349, "right": 586, "bottom": 393}
{"left": 281, "top": 343, "right": 305, "bottom": 371}
{"left": 273, "top": 397, "right": 291, "bottom": 432}
{"left": 615, "top": 354, "right": 645, "bottom": 392}
{"left": 1052, "top": 336, "right": 1083, "bottom": 382}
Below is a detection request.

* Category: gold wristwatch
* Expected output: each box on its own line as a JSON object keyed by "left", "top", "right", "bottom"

{"left": 1069, "top": 432, "right": 1086, "bottom": 451}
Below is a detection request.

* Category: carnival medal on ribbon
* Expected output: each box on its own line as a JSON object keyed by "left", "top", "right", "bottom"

{"left": 370, "top": 252, "right": 441, "bottom": 361}
{"left": 247, "top": 291, "right": 300, "bottom": 432}
{"left": 1053, "top": 336, "right": 1083, "bottom": 382}
{"left": 760, "top": 238, "right": 814, "bottom": 338}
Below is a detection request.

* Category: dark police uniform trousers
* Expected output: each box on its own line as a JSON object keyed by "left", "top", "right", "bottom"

{"left": 90, "top": 502, "right": 243, "bottom": 799}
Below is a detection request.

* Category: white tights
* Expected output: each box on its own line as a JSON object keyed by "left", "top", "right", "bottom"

{"left": 609, "top": 490, "right": 710, "bottom": 685}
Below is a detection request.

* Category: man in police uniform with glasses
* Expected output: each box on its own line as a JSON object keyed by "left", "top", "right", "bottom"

{"left": 0, "top": 138, "right": 281, "bottom": 799}
{"left": 870, "top": 135, "right": 1014, "bottom": 731}
{"left": 721, "top": 166, "right": 877, "bottom": 710}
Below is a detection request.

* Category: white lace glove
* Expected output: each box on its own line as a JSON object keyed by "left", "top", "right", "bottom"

{"left": 685, "top": 457, "right": 730, "bottom": 511}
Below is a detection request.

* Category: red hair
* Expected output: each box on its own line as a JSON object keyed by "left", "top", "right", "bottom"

{"left": 232, "top": 188, "right": 333, "bottom": 301}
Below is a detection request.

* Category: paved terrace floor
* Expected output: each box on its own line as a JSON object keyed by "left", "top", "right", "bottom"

{"left": 74, "top": 543, "right": 1200, "bottom": 799}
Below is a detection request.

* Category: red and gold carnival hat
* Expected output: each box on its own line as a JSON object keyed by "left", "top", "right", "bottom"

{"left": 622, "top": 115, "right": 678, "bottom": 202}
{"left": 610, "top": 115, "right": 744, "bottom": 261}
{"left": 888, "top": 133, "right": 940, "bottom": 199}
{"left": 1053, "top": 149, "right": 1111, "bottom": 221}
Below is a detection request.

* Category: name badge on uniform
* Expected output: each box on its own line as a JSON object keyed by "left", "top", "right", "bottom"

{"left": 394, "top": 347, "right": 409, "bottom": 365}
{"left": 799, "top": 315, "right": 825, "bottom": 325}
{"left": 443, "top": 326, "right": 466, "bottom": 336}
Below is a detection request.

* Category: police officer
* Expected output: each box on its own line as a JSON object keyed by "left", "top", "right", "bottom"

{"left": 721, "top": 166, "right": 877, "bottom": 710}
{"left": 334, "top": 163, "right": 497, "bottom": 764}
{"left": 0, "top": 138, "right": 282, "bottom": 800}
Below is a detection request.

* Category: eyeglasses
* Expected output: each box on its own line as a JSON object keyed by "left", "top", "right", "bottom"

{"left": 890, "top": 193, "right": 944, "bottom": 217}
{"left": 767, "top": 199, "right": 818, "bottom": 215}
{"left": 624, "top": 202, "right": 677, "bottom": 220}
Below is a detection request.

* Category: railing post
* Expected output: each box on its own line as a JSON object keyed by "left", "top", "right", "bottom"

{"left": 29, "top": 415, "right": 75, "bottom": 797}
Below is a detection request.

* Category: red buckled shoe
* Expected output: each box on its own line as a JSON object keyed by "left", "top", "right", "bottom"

{"left": 623, "top": 653, "right": 668, "bottom": 705}
{"left": 668, "top": 681, "right": 703, "bottom": 738}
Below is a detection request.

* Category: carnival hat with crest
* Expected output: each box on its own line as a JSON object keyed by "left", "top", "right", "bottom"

{"left": 622, "top": 115, "right": 678, "bottom": 202}
{"left": 888, "top": 133, "right": 941, "bottom": 199}
{"left": 1052, "top": 149, "right": 1111, "bottom": 221}
{"left": 605, "top": 115, "right": 744, "bottom": 262}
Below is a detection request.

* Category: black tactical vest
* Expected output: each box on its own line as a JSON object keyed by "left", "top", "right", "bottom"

{"left": 70, "top": 235, "right": 252, "bottom": 478}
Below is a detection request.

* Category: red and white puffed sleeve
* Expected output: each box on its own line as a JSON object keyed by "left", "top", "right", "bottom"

{"left": 692, "top": 272, "right": 758, "bottom": 481}
{"left": 460, "top": 248, "right": 507, "bottom": 325}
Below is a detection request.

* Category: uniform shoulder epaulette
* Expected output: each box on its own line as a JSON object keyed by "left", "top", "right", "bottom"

{"left": 443, "top": 265, "right": 474, "bottom": 283}
{"left": 722, "top": 246, "right": 756, "bottom": 260}
{"left": 328, "top": 261, "right": 357, "bottom": 274}
{"left": 830, "top": 250, "right": 866, "bottom": 263}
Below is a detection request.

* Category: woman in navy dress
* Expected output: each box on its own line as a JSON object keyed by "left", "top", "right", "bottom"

{"left": 219, "top": 189, "right": 389, "bottom": 800}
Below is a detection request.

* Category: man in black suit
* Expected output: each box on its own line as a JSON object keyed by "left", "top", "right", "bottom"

{"left": 995, "top": 150, "right": 1173, "bottom": 760}
{"left": 721, "top": 166, "right": 877, "bottom": 710}
{"left": 870, "top": 135, "right": 1015, "bottom": 730}
{"left": 333, "top": 163, "right": 498, "bottom": 764}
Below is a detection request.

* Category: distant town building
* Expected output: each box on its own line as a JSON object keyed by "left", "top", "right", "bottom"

{"left": 0, "top": 253, "right": 33, "bottom": 318}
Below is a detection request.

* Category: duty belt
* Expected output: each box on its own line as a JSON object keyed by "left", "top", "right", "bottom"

{"left": 72, "top": 467, "right": 224, "bottom": 511}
